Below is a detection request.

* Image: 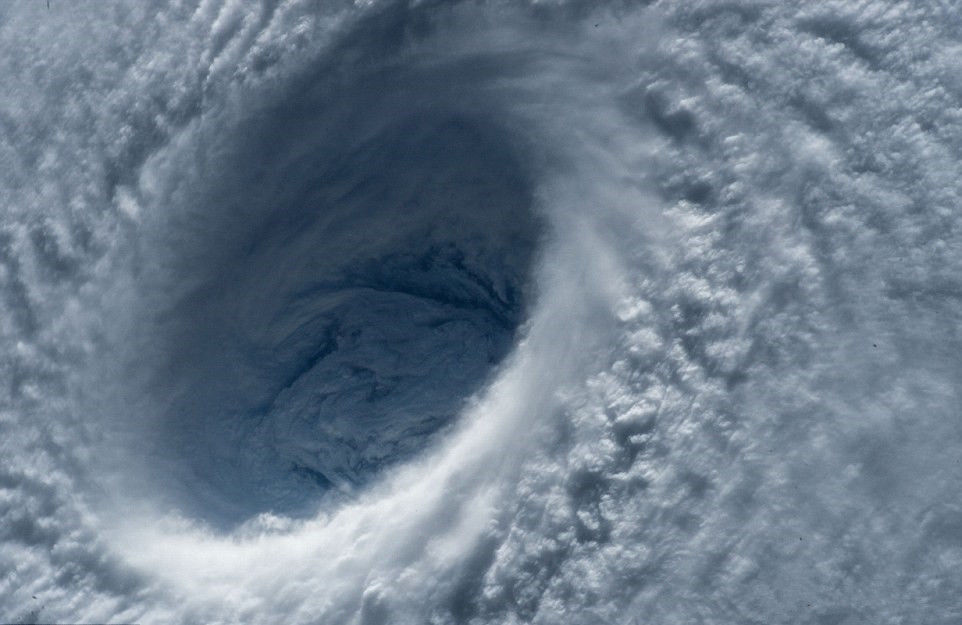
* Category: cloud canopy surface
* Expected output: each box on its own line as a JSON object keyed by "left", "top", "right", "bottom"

{"left": 1, "top": 1, "right": 961, "bottom": 624}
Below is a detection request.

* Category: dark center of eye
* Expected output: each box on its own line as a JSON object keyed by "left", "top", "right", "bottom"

{"left": 144, "top": 111, "right": 539, "bottom": 527}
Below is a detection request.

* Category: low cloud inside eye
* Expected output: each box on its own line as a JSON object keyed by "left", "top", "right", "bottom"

{"left": 129, "top": 107, "right": 540, "bottom": 527}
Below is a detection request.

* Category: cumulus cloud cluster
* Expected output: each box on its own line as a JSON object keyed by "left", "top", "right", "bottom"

{"left": 1, "top": 1, "right": 961, "bottom": 624}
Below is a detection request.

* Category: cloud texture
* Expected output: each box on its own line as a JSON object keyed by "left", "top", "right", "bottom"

{"left": 1, "top": 1, "right": 961, "bottom": 624}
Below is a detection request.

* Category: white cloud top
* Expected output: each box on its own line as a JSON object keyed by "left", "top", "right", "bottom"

{"left": 1, "top": 1, "right": 960, "bottom": 624}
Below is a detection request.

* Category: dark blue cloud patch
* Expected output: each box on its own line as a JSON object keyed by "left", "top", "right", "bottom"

{"left": 123, "top": 61, "right": 539, "bottom": 525}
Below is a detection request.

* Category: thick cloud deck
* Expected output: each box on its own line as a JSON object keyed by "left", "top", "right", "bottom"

{"left": 2, "top": 1, "right": 962, "bottom": 624}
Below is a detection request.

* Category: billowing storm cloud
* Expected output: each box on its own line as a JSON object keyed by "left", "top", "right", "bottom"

{"left": 1, "top": 1, "right": 961, "bottom": 624}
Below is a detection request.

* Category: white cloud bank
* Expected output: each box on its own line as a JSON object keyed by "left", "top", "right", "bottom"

{"left": 1, "top": 1, "right": 961, "bottom": 624}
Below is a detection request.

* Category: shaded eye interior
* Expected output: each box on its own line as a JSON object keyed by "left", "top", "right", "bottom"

{"left": 142, "top": 110, "right": 540, "bottom": 527}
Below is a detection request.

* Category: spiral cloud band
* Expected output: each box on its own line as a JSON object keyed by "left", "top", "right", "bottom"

{"left": 1, "top": 1, "right": 961, "bottom": 624}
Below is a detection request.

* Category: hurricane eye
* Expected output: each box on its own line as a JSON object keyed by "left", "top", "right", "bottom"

{"left": 136, "top": 109, "right": 540, "bottom": 527}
